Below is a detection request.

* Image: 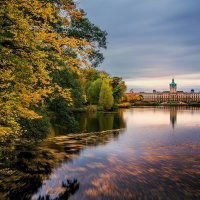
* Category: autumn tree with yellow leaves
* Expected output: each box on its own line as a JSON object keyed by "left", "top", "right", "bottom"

{"left": 0, "top": 0, "right": 108, "bottom": 136}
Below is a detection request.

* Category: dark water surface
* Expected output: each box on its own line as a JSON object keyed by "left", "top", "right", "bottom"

{"left": 1, "top": 107, "right": 200, "bottom": 200}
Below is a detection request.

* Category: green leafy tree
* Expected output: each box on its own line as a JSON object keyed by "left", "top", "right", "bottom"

{"left": 69, "top": 15, "right": 107, "bottom": 67}
{"left": 87, "top": 78, "right": 102, "bottom": 104}
{"left": 111, "top": 77, "right": 126, "bottom": 103}
{"left": 99, "top": 79, "right": 114, "bottom": 110}
{"left": 50, "top": 68, "right": 85, "bottom": 108}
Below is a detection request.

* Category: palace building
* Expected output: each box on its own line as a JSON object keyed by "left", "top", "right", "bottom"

{"left": 136, "top": 78, "right": 200, "bottom": 102}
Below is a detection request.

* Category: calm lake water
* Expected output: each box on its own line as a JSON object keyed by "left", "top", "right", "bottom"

{"left": 1, "top": 107, "right": 200, "bottom": 200}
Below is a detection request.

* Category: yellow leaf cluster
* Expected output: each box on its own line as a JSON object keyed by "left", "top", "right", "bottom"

{"left": 0, "top": 0, "right": 95, "bottom": 136}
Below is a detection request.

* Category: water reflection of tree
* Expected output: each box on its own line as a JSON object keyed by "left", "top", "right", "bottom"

{"left": 77, "top": 111, "right": 126, "bottom": 133}
{"left": 0, "top": 127, "right": 125, "bottom": 199}
{"left": 0, "top": 142, "right": 59, "bottom": 200}
{"left": 49, "top": 110, "right": 126, "bottom": 136}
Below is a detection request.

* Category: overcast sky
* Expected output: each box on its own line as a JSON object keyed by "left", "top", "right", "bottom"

{"left": 80, "top": 0, "right": 200, "bottom": 92}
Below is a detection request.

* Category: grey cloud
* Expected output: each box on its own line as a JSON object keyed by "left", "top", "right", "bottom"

{"left": 80, "top": 0, "right": 200, "bottom": 90}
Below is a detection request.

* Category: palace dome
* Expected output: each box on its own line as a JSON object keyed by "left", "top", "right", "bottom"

{"left": 170, "top": 78, "right": 177, "bottom": 87}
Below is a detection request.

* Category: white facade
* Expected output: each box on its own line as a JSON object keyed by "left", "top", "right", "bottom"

{"left": 137, "top": 79, "right": 200, "bottom": 102}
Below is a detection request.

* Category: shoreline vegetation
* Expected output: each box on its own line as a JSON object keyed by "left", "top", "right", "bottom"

{"left": 63, "top": 100, "right": 200, "bottom": 113}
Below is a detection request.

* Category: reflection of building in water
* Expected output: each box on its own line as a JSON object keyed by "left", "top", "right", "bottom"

{"left": 170, "top": 108, "right": 177, "bottom": 128}
{"left": 137, "top": 78, "right": 200, "bottom": 102}
{"left": 157, "top": 106, "right": 200, "bottom": 128}
{"left": 159, "top": 106, "right": 200, "bottom": 111}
